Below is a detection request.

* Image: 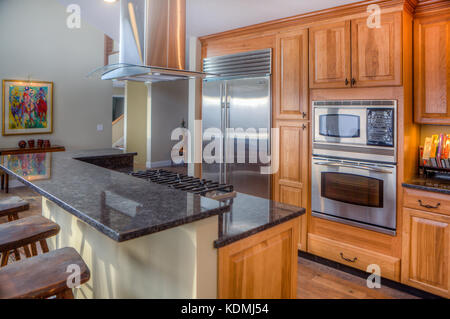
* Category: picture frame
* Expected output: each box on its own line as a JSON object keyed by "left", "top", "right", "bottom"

{"left": 1, "top": 153, "right": 52, "bottom": 181}
{"left": 2, "top": 79, "right": 53, "bottom": 136}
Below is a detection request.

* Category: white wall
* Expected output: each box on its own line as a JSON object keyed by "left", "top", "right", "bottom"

{"left": 0, "top": 0, "right": 113, "bottom": 150}
{"left": 151, "top": 81, "right": 189, "bottom": 164}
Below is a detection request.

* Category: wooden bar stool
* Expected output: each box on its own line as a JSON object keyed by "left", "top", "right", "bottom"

{"left": 0, "top": 197, "right": 30, "bottom": 260}
{"left": 0, "top": 247, "right": 90, "bottom": 299}
{"left": 0, "top": 196, "right": 30, "bottom": 222}
{"left": 0, "top": 215, "right": 60, "bottom": 266}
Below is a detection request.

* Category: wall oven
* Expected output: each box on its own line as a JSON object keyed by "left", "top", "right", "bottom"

{"left": 311, "top": 100, "right": 397, "bottom": 235}
{"left": 312, "top": 157, "right": 397, "bottom": 235}
{"left": 313, "top": 100, "right": 397, "bottom": 163}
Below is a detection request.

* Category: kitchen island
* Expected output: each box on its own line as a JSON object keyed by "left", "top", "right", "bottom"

{"left": 0, "top": 149, "right": 305, "bottom": 299}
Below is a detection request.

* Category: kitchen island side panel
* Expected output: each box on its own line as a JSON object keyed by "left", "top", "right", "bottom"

{"left": 42, "top": 198, "right": 218, "bottom": 299}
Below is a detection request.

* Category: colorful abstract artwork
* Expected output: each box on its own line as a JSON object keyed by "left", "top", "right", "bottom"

{"left": 2, "top": 153, "right": 51, "bottom": 181}
{"left": 2, "top": 80, "right": 53, "bottom": 136}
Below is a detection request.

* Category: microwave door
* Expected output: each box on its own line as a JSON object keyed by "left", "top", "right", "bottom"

{"left": 314, "top": 108, "right": 367, "bottom": 145}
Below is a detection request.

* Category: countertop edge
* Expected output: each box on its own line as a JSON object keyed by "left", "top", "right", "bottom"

{"left": 213, "top": 208, "right": 306, "bottom": 248}
{"left": 402, "top": 182, "right": 450, "bottom": 196}
{"left": 72, "top": 152, "right": 138, "bottom": 160}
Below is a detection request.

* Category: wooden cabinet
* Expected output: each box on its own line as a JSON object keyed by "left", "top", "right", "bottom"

{"left": 414, "top": 11, "right": 450, "bottom": 124}
{"left": 404, "top": 187, "right": 450, "bottom": 216}
{"left": 218, "top": 218, "right": 299, "bottom": 299}
{"left": 351, "top": 12, "right": 402, "bottom": 87}
{"left": 273, "top": 120, "right": 308, "bottom": 251}
{"left": 309, "top": 12, "right": 402, "bottom": 88}
{"left": 275, "top": 29, "right": 309, "bottom": 120}
{"left": 309, "top": 21, "right": 351, "bottom": 88}
{"left": 308, "top": 233, "right": 401, "bottom": 281}
{"left": 402, "top": 207, "right": 450, "bottom": 298}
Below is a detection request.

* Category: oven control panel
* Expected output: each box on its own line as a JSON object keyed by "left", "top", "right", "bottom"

{"left": 367, "top": 108, "right": 394, "bottom": 147}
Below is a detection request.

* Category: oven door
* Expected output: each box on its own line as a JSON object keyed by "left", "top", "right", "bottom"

{"left": 311, "top": 157, "right": 396, "bottom": 235}
{"left": 314, "top": 107, "right": 367, "bottom": 145}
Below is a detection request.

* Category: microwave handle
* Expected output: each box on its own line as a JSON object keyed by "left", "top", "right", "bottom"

{"left": 314, "top": 162, "right": 393, "bottom": 174}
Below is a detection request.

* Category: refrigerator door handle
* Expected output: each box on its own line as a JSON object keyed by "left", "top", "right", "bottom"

{"left": 223, "top": 83, "right": 229, "bottom": 184}
{"left": 219, "top": 83, "right": 225, "bottom": 184}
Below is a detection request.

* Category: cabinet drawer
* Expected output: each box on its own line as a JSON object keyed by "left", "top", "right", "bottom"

{"left": 403, "top": 187, "right": 450, "bottom": 216}
{"left": 308, "top": 234, "right": 401, "bottom": 281}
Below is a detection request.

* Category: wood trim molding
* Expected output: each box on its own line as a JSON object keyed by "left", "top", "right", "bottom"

{"left": 415, "top": 0, "right": 450, "bottom": 16}
{"left": 200, "top": 0, "right": 413, "bottom": 42}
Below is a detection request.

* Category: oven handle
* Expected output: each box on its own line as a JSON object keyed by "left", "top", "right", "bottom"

{"left": 314, "top": 162, "right": 393, "bottom": 174}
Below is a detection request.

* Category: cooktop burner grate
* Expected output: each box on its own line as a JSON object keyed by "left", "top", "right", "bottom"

{"left": 129, "top": 169, "right": 234, "bottom": 196}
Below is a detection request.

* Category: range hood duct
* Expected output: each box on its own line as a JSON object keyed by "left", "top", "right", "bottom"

{"left": 89, "top": 0, "right": 212, "bottom": 82}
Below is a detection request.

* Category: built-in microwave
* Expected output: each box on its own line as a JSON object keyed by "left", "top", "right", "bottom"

{"left": 312, "top": 100, "right": 397, "bottom": 163}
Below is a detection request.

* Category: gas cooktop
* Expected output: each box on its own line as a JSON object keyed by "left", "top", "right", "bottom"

{"left": 129, "top": 169, "right": 235, "bottom": 199}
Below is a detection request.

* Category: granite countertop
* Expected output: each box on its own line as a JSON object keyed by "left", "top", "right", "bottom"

{"left": 0, "top": 149, "right": 305, "bottom": 246}
{"left": 402, "top": 176, "right": 450, "bottom": 195}
{"left": 211, "top": 194, "right": 305, "bottom": 248}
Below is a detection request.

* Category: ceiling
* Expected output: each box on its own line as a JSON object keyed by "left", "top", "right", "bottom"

{"left": 57, "top": 0, "right": 363, "bottom": 41}
{"left": 187, "top": 0, "right": 362, "bottom": 37}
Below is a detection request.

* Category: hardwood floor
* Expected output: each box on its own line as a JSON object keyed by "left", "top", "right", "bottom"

{"left": 0, "top": 185, "right": 419, "bottom": 299}
{"left": 297, "top": 257, "right": 418, "bottom": 299}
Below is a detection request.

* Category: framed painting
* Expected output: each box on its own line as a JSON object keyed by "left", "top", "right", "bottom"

{"left": 1, "top": 153, "right": 52, "bottom": 181}
{"left": 2, "top": 79, "right": 53, "bottom": 136}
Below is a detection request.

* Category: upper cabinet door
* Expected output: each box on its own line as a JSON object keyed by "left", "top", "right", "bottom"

{"left": 351, "top": 12, "right": 402, "bottom": 87}
{"left": 414, "top": 12, "right": 450, "bottom": 124}
{"left": 275, "top": 29, "right": 309, "bottom": 120}
{"left": 309, "top": 21, "right": 351, "bottom": 89}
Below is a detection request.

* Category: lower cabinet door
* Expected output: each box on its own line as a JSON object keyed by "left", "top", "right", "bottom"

{"left": 402, "top": 207, "right": 450, "bottom": 298}
{"left": 273, "top": 120, "right": 309, "bottom": 251}
{"left": 218, "top": 218, "right": 299, "bottom": 299}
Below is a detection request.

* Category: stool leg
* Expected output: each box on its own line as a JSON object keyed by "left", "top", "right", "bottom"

{"left": 30, "top": 243, "right": 38, "bottom": 256}
{"left": 23, "top": 245, "right": 32, "bottom": 258}
{"left": 39, "top": 240, "right": 49, "bottom": 253}
{"left": 1, "top": 173, "right": 4, "bottom": 190}
{"left": 4, "top": 174, "right": 8, "bottom": 194}
{"left": 13, "top": 213, "right": 19, "bottom": 221}
{"left": 57, "top": 289, "right": 74, "bottom": 299}
{"left": 1, "top": 251, "right": 10, "bottom": 267}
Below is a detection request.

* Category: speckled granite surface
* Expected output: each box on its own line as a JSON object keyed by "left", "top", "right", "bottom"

{"left": 212, "top": 194, "right": 305, "bottom": 248}
{"left": 0, "top": 149, "right": 305, "bottom": 246}
{"left": 402, "top": 176, "right": 450, "bottom": 195}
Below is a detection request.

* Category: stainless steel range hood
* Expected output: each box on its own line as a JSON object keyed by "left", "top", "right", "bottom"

{"left": 88, "top": 0, "right": 211, "bottom": 82}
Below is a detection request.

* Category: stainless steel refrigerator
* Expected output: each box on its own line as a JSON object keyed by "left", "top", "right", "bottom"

{"left": 202, "top": 49, "right": 272, "bottom": 199}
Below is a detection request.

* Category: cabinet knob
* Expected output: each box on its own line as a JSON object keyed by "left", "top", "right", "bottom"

{"left": 351, "top": 78, "right": 356, "bottom": 86}
{"left": 302, "top": 124, "right": 307, "bottom": 130}
{"left": 302, "top": 112, "right": 307, "bottom": 119}
{"left": 345, "top": 78, "right": 349, "bottom": 86}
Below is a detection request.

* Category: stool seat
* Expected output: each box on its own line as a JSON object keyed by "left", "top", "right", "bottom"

{"left": 0, "top": 197, "right": 29, "bottom": 218}
{"left": 0, "top": 247, "right": 90, "bottom": 299}
{"left": 0, "top": 216, "right": 59, "bottom": 253}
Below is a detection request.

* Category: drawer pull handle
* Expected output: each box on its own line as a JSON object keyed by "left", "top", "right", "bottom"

{"left": 418, "top": 200, "right": 440, "bottom": 209}
{"left": 340, "top": 253, "right": 357, "bottom": 263}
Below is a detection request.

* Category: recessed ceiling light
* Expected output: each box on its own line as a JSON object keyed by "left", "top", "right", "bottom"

{"left": 104, "top": 0, "right": 117, "bottom": 3}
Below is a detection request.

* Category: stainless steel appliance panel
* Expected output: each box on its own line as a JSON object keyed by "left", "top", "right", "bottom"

{"left": 312, "top": 100, "right": 397, "bottom": 163}
{"left": 225, "top": 76, "right": 271, "bottom": 199}
{"left": 202, "top": 80, "right": 224, "bottom": 183}
{"left": 311, "top": 157, "right": 397, "bottom": 234}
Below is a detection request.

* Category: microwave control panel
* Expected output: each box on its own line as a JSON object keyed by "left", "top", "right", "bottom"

{"left": 367, "top": 108, "right": 394, "bottom": 147}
